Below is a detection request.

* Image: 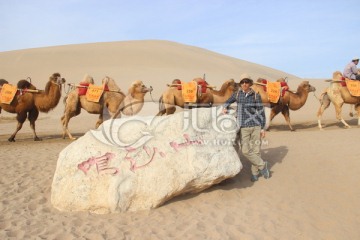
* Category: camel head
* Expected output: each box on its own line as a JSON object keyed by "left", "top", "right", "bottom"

{"left": 41, "top": 73, "right": 66, "bottom": 94}
{"left": 300, "top": 81, "right": 316, "bottom": 93}
{"left": 129, "top": 80, "right": 153, "bottom": 97}
{"left": 50, "top": 73, "right": 66, "bottom": 85}
{"left": 222, "top": 78, "right": 239, "bottom": 92}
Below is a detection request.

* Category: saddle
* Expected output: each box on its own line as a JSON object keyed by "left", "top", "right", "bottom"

{"left": 170, "top": 78, "right": 209, "bottom": 103}
{"left": 258, "top": 79, "right": 289, "bottom": 103}
{"left": 337, "top": 75, "right": 360, "bottom": 97}
{"left": 77, "top": 82, "right": 109, "bottom": 96}
{"left": 0, "top": 83, "right": 38, "bottom": 104}
{"left": 195, "top": 79, "right": 208, "bottom": 94}
{"left": 172, "top": 79, "right": 209, "bottom": 94}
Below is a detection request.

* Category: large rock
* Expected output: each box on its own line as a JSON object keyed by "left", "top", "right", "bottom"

{"left": 51, "top": 107, "right": 242, "bottom": 213}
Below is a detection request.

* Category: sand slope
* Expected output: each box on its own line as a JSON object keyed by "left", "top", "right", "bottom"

{"left": 1, "top": 40, "right": 360, "bottom": 239}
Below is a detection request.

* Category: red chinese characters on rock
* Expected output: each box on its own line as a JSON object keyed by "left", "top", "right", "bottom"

{"left": 77, "top": 146, "right": 166, "bottom": 176}
{"left": 125, "top": 145, "right": 166, "bottom": 172}
{"left": 78, "top": 152, "right": 118, "bottom": 175}
{"left": 169, "top": 134, "right": 203, "bottom": 152}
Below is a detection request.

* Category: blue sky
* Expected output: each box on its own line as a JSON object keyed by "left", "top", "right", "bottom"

{"left": 0, "top": 0, "right": 359, "bottom": 78}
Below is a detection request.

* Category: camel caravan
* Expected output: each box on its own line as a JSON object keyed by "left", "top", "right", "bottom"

{"left": 2, "top": 69, "right": 360, "bottom": 142}
{"left": 317, "top": 71, "right": 360, "bottom": 129}
{"left": 156, "top": 76, "right": 318, "bottom": 131}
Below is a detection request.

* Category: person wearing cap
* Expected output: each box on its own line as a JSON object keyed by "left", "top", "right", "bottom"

{"left": 222, "top": 74, "right": 270, "bottom": 182}
{"left": 343, "top": 57, "right": 360, "bottom": 80}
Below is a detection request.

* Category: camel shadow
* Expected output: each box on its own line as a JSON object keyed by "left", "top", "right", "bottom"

{"left": 268, "top": 122, "right": 318, "bottom": 131}
{"left": 0, "top": 132, "right": 87, "bottom": 143}
{"left": 269, "top": 118, "right": 359, "bottom": 131}
{"left": 318, "top": 118, "right": 359, "bottom": 129}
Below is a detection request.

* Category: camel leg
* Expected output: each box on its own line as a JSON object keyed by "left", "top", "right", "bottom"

{"left": 95, "top": 111, "right": 103, "bottom": 129}
{"left": 317, "top": 94, "right": 331, "bottom": 130}
{"left": 349, "top": 104, "right": 354, "bottom": 117}
{"left": 28, "top": 109, "right": 41, "bottom": 141}
{"left": 156, "top": 109, "right": 166, "bottom": 116}
{"left": 95, "top": 118, "right": 103, "bottom": 129}
{"left": 61, "top": 112, "right": 79, "bottom": 140}
{"left": 267, "top": 105, "right": 282, "bottom": 131}
{"left": 156, "top": 96, "right": 166, "bottom": 116}
{"left": 280, "top": 105, "right": 294, "bottom": 131}
{"left": 8, "top": 112, "right": 27, "bottom": 142}
{"left": 355, "top": 104, "right": 360, "bottom": 126}
{"left": 334, "top": 103, "right": 350, "bottom": 128}
{"left": 61, "top": 97, "right": 81, "bottom": 140}
{"left": 166, "top": 106, "right": 176, "bottom": 115}
{"left": 164, "top": 95, "right": 177, "bottom": 115}
{"left": 263, "top": 106, "right": 272, "bottom": 131}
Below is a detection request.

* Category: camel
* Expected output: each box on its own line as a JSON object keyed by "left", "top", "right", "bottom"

{"left": 317, "top": 71, "right": 360, "bottom": 129}
{"left": 210, "top": 78, "right": 239, "bottom": 105}
{"left": 157, "top": 78, "right": 238, "bottom": 116}
{"left": 349, "top": 104, "right": 357, "bottom": 117}
{"left": 61, "top": 76, "right": 152, "bottom": 140}
{"left": 0, "top": 73, "right": 66, "bottom": 141}
{"left": 120, "top": 80, "right": 154, "bottom": 116}
{"left": 0, "top": 79, "right": 9, "bottom": 114}
{"left": 252, "top": 79, "right": 316, "bottom": 131}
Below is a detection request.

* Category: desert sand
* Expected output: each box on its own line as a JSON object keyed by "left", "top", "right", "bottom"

{"left": 1, "top": 40, "right": 360, "bottom": 239}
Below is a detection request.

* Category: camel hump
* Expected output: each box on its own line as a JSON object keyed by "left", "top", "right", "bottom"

{"left": 276, "top": 77, "right": 287, "bottom": 82}
{"left": 102, "top": 76, "right": 121, "bottom": 92}
{"left": 170, "top": 79, "right": 182, "bottom": 90}
{"left": 192, "top": 78, "right": 208, "bottom": 94}
{"left": 257, "top": 78, "right": 268, "bottom": 84}
{"left": 333, "top": 71, "right": 344, "bottom": 80}
{"left": 0, "top": 79, "right": 9, "bottom": 86}
{"left": 172, "top": 79, "right": 181, "bottom": 84}
{"left": 80, "top": 74, "right": 94, "bottom": 84}
{"left": 192, "top": 77, "right": 207, "bottom": 84}
{"left": 17, "top": 79, "right": 37, "bottom": 90}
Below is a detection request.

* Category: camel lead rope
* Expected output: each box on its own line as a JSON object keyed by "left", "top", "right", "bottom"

{"left": 149, "top": 87, "right": 158, "bottom": 104}
{"left": 313, "top": 92, "right": 322, "bottom": 103}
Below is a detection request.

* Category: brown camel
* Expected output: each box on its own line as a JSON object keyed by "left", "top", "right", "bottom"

{"left": 0, "top": 79, "right": 10, "bottom": 114}
{"left": 210, "top": 78, "right": 239, "bottom": 105}
{"left": 157, "top": 78, "right": 237, "bottom": 116}
{"left": 317, "top": 71, "right": 360, "bottom": 129}
{"left": 0, "top": 73, "right": 66, "bottom": 141}
{"left": 61, "top": 76, "right": 152, "bottom": 140}
{"left": 252, "top": 79, "right": 316, "bottom": 131}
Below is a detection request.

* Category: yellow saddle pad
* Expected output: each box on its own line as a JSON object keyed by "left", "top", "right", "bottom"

{"left": 345, "top": 79, "right": 360, "bottom": 97}
{"left": 0, "top": 84, "right": 17, "bottom": 104}
{"left": 182, "top": 81, "right": 197, "bottom": 103}
{"left": 267, "top": 81, "right": 281, "bottom": 103}
{"left": 86, "top": 84, "right": 104, "bottom": 102}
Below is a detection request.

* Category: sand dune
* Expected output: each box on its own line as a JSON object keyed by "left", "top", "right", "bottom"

{"left": 1, "top": 40, "right": 360, "bottom": 239}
